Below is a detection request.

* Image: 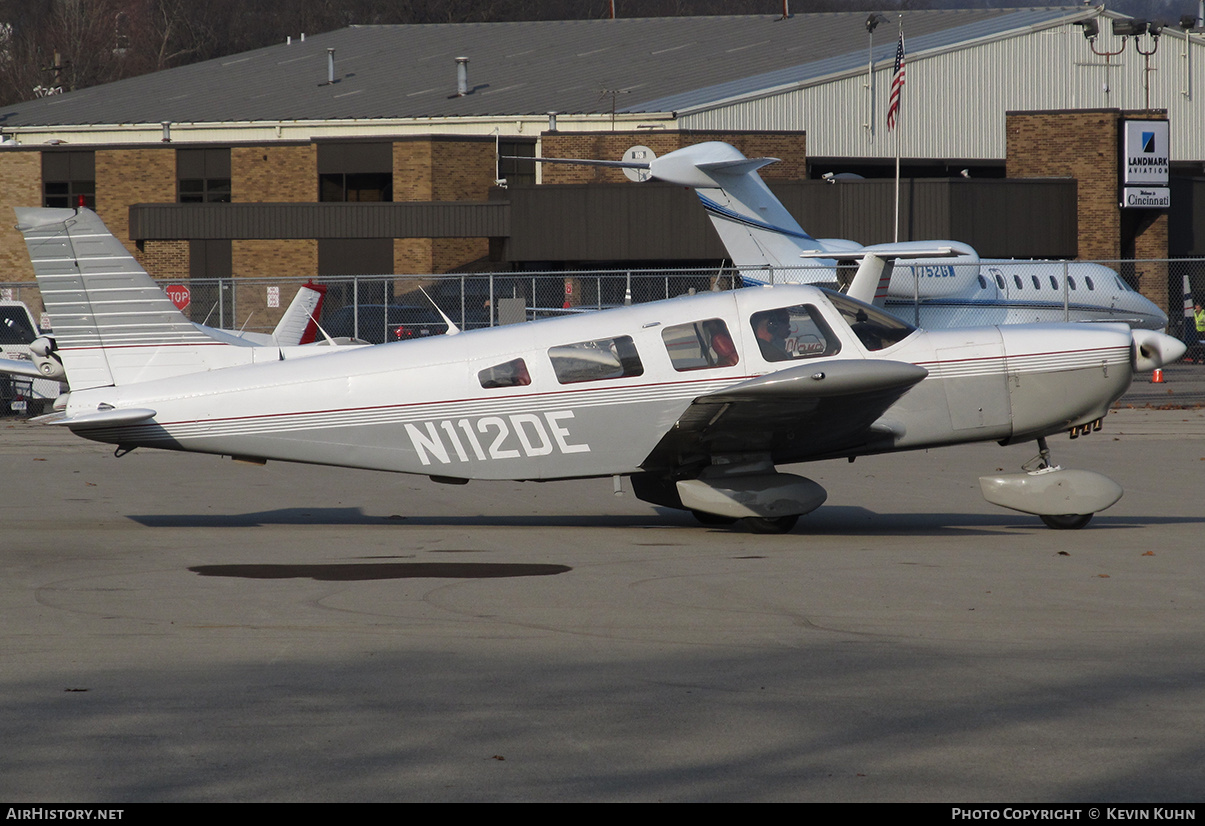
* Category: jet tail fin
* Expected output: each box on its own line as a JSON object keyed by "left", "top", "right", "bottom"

{"left": 15, "top": 207, "right": 261, "bottom": 389}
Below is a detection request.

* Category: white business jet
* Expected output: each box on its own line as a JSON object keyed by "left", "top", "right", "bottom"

{"left": 18, "top": 206, "right": 1184, "bottom": 533}
{"left": 531, "top": 142, "right": 1168, "bottom": 331}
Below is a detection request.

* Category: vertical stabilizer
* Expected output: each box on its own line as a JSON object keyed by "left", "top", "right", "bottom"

{"left": 15, "top": 207, "right": 257, "bottom": 389}
{"left": 646, "top": 142, "right": 833, "bottom": 280}
{"left": 272, "top": 281, "right": 328, "bottom": 345}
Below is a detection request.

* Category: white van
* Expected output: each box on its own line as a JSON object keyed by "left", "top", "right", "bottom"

{"left": 0, "top": 300, "right": 62, "bottom": 415}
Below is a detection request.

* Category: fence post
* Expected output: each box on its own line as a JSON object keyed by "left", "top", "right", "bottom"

{"left": 1062, "top": 260, "right": 1069, "bottom": 322}
{"left": 353, "top": 276, "right": 359, "bottom": 340}
{"left": 912, "top": 264, "right": 920, "bottom": 327}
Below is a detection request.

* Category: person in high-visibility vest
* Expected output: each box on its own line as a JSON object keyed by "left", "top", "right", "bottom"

{"left": 1192, "top": 302, "right": 1205, "bottom": 363}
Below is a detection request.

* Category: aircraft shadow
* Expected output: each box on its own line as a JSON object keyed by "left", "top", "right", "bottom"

{"left": 189, "top": 562, "right": 571, "bottom": 581}
{"left": 128, "top": 505, "right": 1205, "bottom": 534}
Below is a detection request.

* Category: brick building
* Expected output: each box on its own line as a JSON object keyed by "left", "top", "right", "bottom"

{"left": 0, "top": 8, "right": 1201, "bottom": 320}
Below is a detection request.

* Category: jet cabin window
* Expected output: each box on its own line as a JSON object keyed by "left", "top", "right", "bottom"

{"left": 478, "top": 358, "right": 531, "bottom": 389}
{"left": 823, "top": 290, "right": 916, "bottom": 351}
{"left": 548, "top": 336, "right": 643, "bottom": 384}
{"left": 749, "top": 305, "right": 840, "bottom": 362}
{"left": 661, "top": 319, "right": 739, "bottom": 372}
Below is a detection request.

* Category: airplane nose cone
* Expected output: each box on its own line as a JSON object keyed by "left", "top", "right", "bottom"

{"left": 1132, "top": 329, "right": 1187, "bottom": 371}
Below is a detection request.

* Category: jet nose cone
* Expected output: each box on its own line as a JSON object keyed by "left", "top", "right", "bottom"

{"left": 1132, "top": 329, "right": 1188, "bottom": 371}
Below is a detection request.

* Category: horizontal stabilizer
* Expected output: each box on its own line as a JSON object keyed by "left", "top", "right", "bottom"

{"left": 511, "top": 156, "right": 650, "bottom": 170}
{"left": 39, "top": 406, "right": 158, "bottom": 429}
{"left": 694, "top": 157, "right": 778, "bottom": 176}
{"left": 799, "top": 246, "right": 957, "bottom": 261}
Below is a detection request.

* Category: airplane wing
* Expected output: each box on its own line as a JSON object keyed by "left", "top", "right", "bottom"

{"left": 641, "top": 359, "right": 927, "bottom": 470}
{"left": 0, "top": 357, "right": 44, "bottom": 379}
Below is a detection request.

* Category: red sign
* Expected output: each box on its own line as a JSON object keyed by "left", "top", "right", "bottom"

{"left": 165, "top": 285, "right": 190, "bottom": 311}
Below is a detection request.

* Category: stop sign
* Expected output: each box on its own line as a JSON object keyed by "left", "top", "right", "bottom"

{"left": 165, "top": 284, "right": 190, "bottom": 311}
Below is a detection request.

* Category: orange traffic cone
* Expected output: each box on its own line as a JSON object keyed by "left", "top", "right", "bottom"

{"left": 1152, "top": 368, "right": 1164, "bottom": 383}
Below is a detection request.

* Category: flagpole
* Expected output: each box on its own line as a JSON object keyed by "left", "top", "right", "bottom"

{"left": 888, "top": 17, "right": 905, "bottom": 243}
{"left": 894, "top": 132, "right": 901, "bottom": 242}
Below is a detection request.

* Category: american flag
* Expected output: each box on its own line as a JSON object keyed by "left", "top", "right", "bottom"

{"left": 886, "top": 33, "right": 905, "bottom": 131}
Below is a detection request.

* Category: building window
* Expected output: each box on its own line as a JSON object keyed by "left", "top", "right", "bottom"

{"left": 178, "top": 148, "right": 231, "bottom": 203}
{"left": 42, "top": 151, "right": 95, "bottom": 209}
{"left": 498, "top": 140, "right": 536, "bottom": 186}
{"left": 318, "top": 142, "right": 392, "bottom": 202}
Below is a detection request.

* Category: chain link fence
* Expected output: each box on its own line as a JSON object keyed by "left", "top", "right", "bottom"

{"left": 3, "top": 258, "right": 1204, "bottom": 342}
{"left": 4, "top": 259, "right": 1204, "bottom": 416}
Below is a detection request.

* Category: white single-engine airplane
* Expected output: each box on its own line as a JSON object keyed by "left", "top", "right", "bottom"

{"left": 18, "top": 206, "right": 1184, "bottom": 532}
{"left": 530, "top": 142, "right": 1168, "bottom": 331}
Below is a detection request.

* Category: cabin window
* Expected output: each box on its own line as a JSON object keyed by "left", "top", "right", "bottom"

{"left": 1068, "top": 276, "right": 1077, "bottom": 290}
{"left": 977, "top": 275, "right": 988, "bottom": 290}
{"left": 994, "top": 273, "right": 1006, "bottom": 291}
{"left": 1013, "top": 275, "right": 1023, "bottom": 290}
{"left": 1050, "top": 275, "right": 1059, "bottom": 290}
{"left": 548, "top": 336, "right": 643, "bottom": 384}
{"left": 1031, "top": 275, "right": 1041, "bottom": 290}
{"left": 661, "top": 318, "right": 739, "bottom": 372}
{"left": 1085, "top": 276, "right": 1095, "bottom": 291}
{"left": 749, "top": 304, "right": 841, "bottom": 362}
{"left": 824, "top": 290, "right": 916, "bottom": 351}
{"left": 478, "top": 358, "right": 531, "bottom": 389}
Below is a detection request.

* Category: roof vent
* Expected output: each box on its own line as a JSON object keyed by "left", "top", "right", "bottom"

{"left": 327, "top": 48, "right": 335, "bottom": 84}
{"left": 455, "top": 57, "right": 469, "bottom": 96}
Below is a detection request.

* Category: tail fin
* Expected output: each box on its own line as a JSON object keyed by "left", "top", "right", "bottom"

{"left": 272, "top": 281, "right": 327, "bottom": 345}
{"left": 524, "top": 142, "right": 833, "bottom": 279}
{"left": 15, "top": 207, "right": 260, "bottom": 389}
{"left": 647, "top": 142, "right": 829, "bottom": 273}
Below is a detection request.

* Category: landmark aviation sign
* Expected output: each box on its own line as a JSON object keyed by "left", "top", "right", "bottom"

{"left": 1121, "top": 120, "right": 1170, "bottom": 209}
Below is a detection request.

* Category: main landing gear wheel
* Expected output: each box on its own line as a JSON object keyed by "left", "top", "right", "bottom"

{"left": 1040, "top": 513, "right": 1093, "bottom": 530}
{"left": 742, "top": 515, "right": 800, "bottom": 534}
{"left": 691, "top": 510, "right": 738, "bottom": 526}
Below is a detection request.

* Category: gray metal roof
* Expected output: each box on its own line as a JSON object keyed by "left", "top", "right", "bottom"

{"left": 0, "top": 8, "right": 1092, "bottom": 128}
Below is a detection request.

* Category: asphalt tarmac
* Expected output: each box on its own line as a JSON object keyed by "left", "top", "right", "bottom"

{"left": 2, "top": 404, "right": 1204, "bottom": 802}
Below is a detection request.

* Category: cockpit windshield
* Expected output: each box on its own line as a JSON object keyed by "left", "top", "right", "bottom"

{"left": 821, "top": 289, "right": 917, "bottom": 351}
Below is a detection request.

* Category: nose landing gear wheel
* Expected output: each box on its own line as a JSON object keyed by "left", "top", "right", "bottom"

{"left": 1040, "top": 513, "right": 1093, "bottom": 530}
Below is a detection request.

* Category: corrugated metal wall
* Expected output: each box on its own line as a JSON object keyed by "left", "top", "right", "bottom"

{"left": 505, "top": 179, "right": 1077, "bottom": 262}
{"left": 131, "top": 202, "right": 510, "bottom": 240}
{"left": 682, "top": 23, "right": 1205, "bottom": 163}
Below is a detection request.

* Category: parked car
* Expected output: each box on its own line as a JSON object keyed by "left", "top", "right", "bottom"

{"left": 322, "top": 304, "right": 448, "bottom": 344}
